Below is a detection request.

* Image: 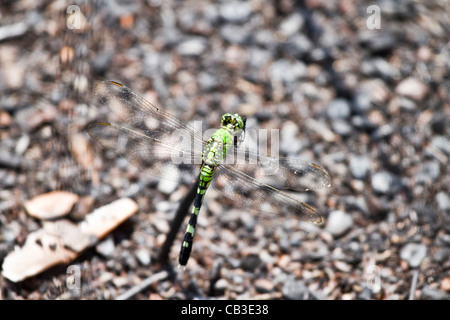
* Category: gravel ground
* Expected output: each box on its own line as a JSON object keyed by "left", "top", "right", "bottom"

{"left": 0, "top": 0, "right": 449, "bottom": 300}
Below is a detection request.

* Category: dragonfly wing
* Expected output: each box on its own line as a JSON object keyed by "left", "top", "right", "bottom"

{"left": 88, "top": 80, "right": 207, "bottom": 183}
{"left": 94, "top": 80, "right": 205, "bottom": 146}
{"left": 213, "top": 164, "right": 324, "bottom": 224}
{"left": 87, "top": 121, "right": 201, "bottom": 184}
{"left": 224, "top": 147, "right": 331, "bottom": 192}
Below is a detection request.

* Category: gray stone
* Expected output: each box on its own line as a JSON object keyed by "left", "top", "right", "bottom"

{"left": 400, "top": 243, "right": 427, "bottom": 268}
{"left": 395, "top": 77, "right": 428, "bottom": 100}
{"left": 414, "top": 161, "right": 440, "bottom": 183}
{"left": 220, "top": 24, "right": 250, "bottom": 44}
{"left": 421, "top": 286, "right": 448, "bottom": 300}
{"left": 371, "top": 171, "right": 399, "bottom": 194}
{"left": 352, "top": 90, "right": 372, "bottom": 114}
{"left": 214, "top": 278, "right": 229, "bottom": 292}
{"left": 283, "top": 34, "right": 313, "bottom": 58}
{"left": 219, "top": 2, "right": 252, "bottom": 23}
{"left": 331, "top": 119, "right": 352, "bottom": 136}
{"left": 96, "top": 236, "right": 116, "bottom": 257}
{"left": 269, "top": 59, "right": 306, "bottom": 83}
{"left": 254, "top": 278, "right": 274, "bottom": 293}
{"left": 282, "top": 278, "right": 308, "bottom": 300}
{"left": 359, "top": 32, "right": 397, "bottom": 54}
{"left": 177, "top": 37, "right": 207, "bottom": 56}
{"left": 280, "top": 121, "right": 304, "bottom": 154}
{"left": 135, "top": 248, "right": 151, "bottom": 266}
{"left": 325, "top": 210, "right": 353, "bottom": 237}
{"left": 327, "top": 99, "right": 351, "bottom": 119}
{"left": 349, "top": 156, "right": 371, "bottom": 179}
{"left": 1, "top": 221, "right": 21, "bottom": 243}
{"left": 436, "top": 192, "right": 450, "bottom": 211}
{"left": 240, "top": 254, "right": 261, "bottom": 271}
{"left": 279, "top": 13, "right": 304, "bottom": 37}
{"left": 157, "top": 165, "right": 180, "bottom": 194}
{"left": 431, "top": 136, "right": 450, "bottom": 155}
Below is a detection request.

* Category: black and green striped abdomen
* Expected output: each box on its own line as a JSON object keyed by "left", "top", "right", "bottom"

{"left": 178, "top": 164, "right": 215, "bottom": 267}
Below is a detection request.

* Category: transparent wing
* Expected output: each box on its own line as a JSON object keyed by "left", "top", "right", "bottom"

{"left": 87, "top": 81, "right": 204, "bottom": 183}
{"left": 93, "top": 80, "right": 205, "bottom": 146}
{"left": 213, "top": 151, "right": 331, "bottom": 223}
{"left": 87, "top": 122, "right": 201, "bottom": 183}
{"left": 223, "top": 145, "right": 331, "bottom": 191}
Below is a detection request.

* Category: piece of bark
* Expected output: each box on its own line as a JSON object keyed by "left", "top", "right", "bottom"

{"left": 1, "top": 229, "right": 77, "bottom": 283}
{"left": 24, "top": 191, "right": 79, "bottom": 219}
{"left": 2, "top": 198, "right": 138, "bottom": 282}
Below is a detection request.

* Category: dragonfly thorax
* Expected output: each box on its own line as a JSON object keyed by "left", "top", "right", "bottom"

{"left": 202, "top": 130, "right": 230, "bottom": 166}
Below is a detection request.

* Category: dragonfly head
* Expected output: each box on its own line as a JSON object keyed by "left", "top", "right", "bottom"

{"left": 221, "top": 113, "right": 246, "bottom": 136}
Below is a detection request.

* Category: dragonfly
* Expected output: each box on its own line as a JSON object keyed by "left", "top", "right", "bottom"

{"left": 87, "top": 80, "right": 331, "bottom": 268}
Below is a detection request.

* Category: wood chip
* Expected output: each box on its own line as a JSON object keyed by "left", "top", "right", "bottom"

{"left": 2, "top": 198, "right": 138, "bottom": 282}
{"left": 43, "top": 220, "right": 96, "bottom": 253}
{"left": 1, "top": 229, "right": 77, "bottom": 283}
{"left": 24, "top": 191, "right": 79, "bottom": 219}
{"left": 80, "top": 198, "right": 138, "bottom": 239}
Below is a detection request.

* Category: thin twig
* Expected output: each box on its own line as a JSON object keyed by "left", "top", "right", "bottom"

{"left": 409, "top": 268, "right": 419, "bottom": 300}
{"left": 115, "top": 270, "right": 169, "bottom": 300}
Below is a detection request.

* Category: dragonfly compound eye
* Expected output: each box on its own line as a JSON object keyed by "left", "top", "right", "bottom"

{"left": 221, "top": 113, "right": 234, "bottom": 126}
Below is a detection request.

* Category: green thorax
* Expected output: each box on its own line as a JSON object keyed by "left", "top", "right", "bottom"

{"left": 202, "top": 113, "right": 246, "bottom": 167}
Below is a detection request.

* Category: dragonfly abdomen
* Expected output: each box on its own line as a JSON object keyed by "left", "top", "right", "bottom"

{"left": 178, "top": 164, "right": 215, "bottom": 267}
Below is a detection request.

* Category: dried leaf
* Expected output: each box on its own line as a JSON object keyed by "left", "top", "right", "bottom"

{"left": 24, "top": 191, "right": 79, "bottom": 219}
{"left": 2, "top": 198, "right": 138, "bottom": 282}
{"left": 1, "top": 229, "right": 77, "bottom": 282}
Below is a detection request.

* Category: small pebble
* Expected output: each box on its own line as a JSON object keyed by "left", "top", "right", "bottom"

{"left": 14, "top": 135, "right": 30, "bottom": 156}
{"left": 325, "top": 210, "right": 353, "bottom": 237}
{"left": 431, "top": 136, "right": 450, "bottom": 155}
{"left": 1, "top": 221, "right": 21, "bottom": 243}
{"left": 400, "top": 243, "right": 427, "bottom": 268}
{"left": 349, "top": 156, "right": 371, "bottom": 179}
{"left": 359, "top": 32, "right": 397, "bottom": 54}
{"left": 254, "top": 278, "right": 274, "bottom": 293}
{"left": 219, "top": 2, "right": 252, "bottom": 23}
{"left": 327, "top": 98, "right": 351, "bottom": 119}
{"left": 441, "top": 277, "right": 450, "bottom": 292}
{"left": 177, "top": 37, "right": 207, "bottom": 56}
{"left": 331, "top": 119, "right": 352, "bottom": 136}
{"left": 157, "top": 166, "right": 180, "bottom": 195}
{"left": 414, "top": 161, "right": 440, "bottom": 183}
{"left": 214, "top": 278, "right": 229, "bottom": 293}
{"left": 371, "top": 171, "right": 399, "bottom": 194}
{"left": 435, "top": 192, "right": 450, "bottom": 211}
{"left": 240, "top": 254, "right": 262, "bottom": 272}
{"left": 395, "top": 77, "right": 428, "bottom": 100}
{"left": 279, "top": 13, "right": 304, "bottom": 37}
{"left": 220, "top": 24, "right": 250, "bottom": 44}
{"left": 135, "top": 248, "right": 151, "bottom": 266}
{"left": 280, "top": 121, "right": 304, "bottom": 154}
{"left": 421, "top": 286, "right": 448, "bottom": 300}
{"left": 269, "top": 59, "right": 306, "bottom": 83}
{"left": 282, "top": 278, "right": 307, "bottom": 300}
{"left": 96, "top": 236, "right": 116, "bottom": 257}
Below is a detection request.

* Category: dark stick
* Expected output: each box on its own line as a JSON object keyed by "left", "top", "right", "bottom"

{"left": 158, "top": 177, "right": 199, "bottom": 266}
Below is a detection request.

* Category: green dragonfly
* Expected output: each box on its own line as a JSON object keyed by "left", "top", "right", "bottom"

{"left": 87, "top": 80, "right": 331, "bottom": 268}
